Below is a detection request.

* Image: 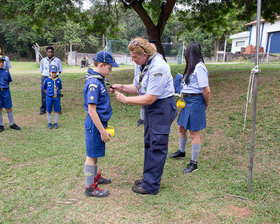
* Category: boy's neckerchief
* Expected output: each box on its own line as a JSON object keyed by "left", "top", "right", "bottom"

{"left": 51, "top": 77, "right": 58, "bottom": 97}
{"left": 86, "top": 71, "right": 127, "bottom": 111}
{"left": 137, "top": 54, "right": 156, "bottom": 95}
{"left": 86, "top": 73, "right": 112, "bottom": 88}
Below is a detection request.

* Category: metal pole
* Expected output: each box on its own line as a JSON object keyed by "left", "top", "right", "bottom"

{"left": 266, "top": 34, "right": 273, "bottom": 62}
{"left": 248, "top": 0, "right": 262, "bottom": 193}
{"left": 223, "top": 36, "right": 227, "bottom": 63}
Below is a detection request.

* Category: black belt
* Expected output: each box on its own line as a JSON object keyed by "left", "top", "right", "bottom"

{"left": 0, "top": 88, "right": 8, "bottom": 91}
{"left": 182, "top": 93, "right": 202, "bottom": 98}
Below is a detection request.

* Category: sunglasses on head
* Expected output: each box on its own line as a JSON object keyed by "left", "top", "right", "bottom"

{"left": 130, "top": 40, "right": 146, "bottom": 53}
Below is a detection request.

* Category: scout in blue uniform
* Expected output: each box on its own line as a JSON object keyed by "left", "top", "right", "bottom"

{"left": 112, "top": 37, "right": 177, "bottom": 195}
{"left": 39, "top": 47, "right": 62, "bottom": 115}
{"left": 42, "top": 65, "right": 62, "bottom": 129}
{"left": 83, "top": 51, "right": 119, "bottom": 197}
{"left": 0, "top": 55, "right": 21, "bottom": 132}
{"left": 169, "top": 42, "right": 211, "bottom": 173}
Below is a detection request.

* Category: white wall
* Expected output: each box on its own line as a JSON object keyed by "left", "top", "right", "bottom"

{"left": 249, "top": 20, "right": 280, "bottom": 52}
{"left": 229, "top": 31, "right": 250, "bottom": 53}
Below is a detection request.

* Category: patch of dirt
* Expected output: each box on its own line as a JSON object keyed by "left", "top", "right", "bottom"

{"left": 1, "top": 156, "right": 11, "bottom": 162}
{"left": 224, "top": 205, "right": 252, "bottom": 218}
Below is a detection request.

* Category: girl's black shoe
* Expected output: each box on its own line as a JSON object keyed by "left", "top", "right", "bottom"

{"left": 183, "top": 160, "right": 198, "bottom": 173}
{"left": 169, "top": 150, "right": 185, "bottom": 158}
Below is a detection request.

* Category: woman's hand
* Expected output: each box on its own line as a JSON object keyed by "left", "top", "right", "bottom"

{"left": 111, "top": 84, "right": 124, "bottom": 93}
{"left": 114, "top": 90, "right": 127, "bottom": 103}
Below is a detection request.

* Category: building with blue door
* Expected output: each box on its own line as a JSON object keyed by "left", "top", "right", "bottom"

{"left": 230, "top": 16, "right": 280, "bottom": 54}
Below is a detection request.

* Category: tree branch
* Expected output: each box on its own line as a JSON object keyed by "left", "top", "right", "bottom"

{"left": 156, "top": 0, "right": 176, "bottom": 36}
{"left": 129, "top": 1, "right": 156, "bottom": 34}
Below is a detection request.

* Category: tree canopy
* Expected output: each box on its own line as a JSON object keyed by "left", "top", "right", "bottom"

{"left": 1, "top": 0, "right": 280, "bottom": 58}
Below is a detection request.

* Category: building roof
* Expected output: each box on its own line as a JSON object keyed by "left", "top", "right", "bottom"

{"left": 245, "top": 16, "right": 280, "bottom": 26}
{"left": 229, "top": 31, "right": 250, "bottom": 40}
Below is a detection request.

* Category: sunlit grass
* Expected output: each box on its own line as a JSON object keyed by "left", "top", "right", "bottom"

{"left": 0, "top": 61, "right": 279, "bottom": 223}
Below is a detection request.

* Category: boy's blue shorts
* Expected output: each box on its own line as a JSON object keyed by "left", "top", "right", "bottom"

{"left": 85, "top": 114, "right": 107, "bottom": 158}
{"left": 46, "top": 96, "right": 60, "bottom": 113}
{"left": 0, "top": 88, "right": 13, "bottom": 109}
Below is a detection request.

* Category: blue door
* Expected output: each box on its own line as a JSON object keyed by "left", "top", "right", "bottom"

{"left": 267, "top": 32, "right": 280, "bottom": 53}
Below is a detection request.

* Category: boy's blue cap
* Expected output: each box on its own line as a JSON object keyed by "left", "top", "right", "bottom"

{"left": 93, "top": 51, "right": 119, "bottom": 67}
{"left": 0, "top": 55, "right": 6, "bottom": 61}
{"left": 49, "top": 65, "right": 58, "bottom": 72}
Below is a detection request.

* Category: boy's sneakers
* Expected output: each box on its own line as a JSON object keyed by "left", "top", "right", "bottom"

{"left": 136, "top": 119, "right": 144, "bottom": 126}
{"left": 84, "top": 184, "right": 109, "bottom": 197}
{"left": 183, "top": 160, "right": 198, "bottom": 173}
{"left": 98, "top": 176, "right": 111, "bottom": 184}
{"left": 10, "top": 124, "right": 21, "bottom": 130}
{"left": 53, "top": 123, "right": 58, "bottom": 129}
{"left": 0, "top": 125, "right": 4, "bottom": 132}
{"left": 84, "top": 170, "right": 109, "bottom": 197}
{"left": 48, "top": 123, "right": 52, "bottom": 129}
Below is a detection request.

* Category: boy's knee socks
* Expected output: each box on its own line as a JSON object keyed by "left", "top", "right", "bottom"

{"left": 84, "top": 164, "right": 97, "bottom": 187}
{"left": 7, "top": 111, "right": 14, "bottom": 125}
{"left": 54, "top": 113, "right": 58, "bottom": 123}
{"left": 140, "top": 107, "right": 144, "bottom": 120}
{"left": 47, "top": 112, "right": 52, "bottom": 123}
{"left": 0, "top": 112, "right": 3, "bottom": 126}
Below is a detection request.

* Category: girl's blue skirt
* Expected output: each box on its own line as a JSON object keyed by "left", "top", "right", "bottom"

{"left": 177, "top": 94, "right": 206, "bottom": 131}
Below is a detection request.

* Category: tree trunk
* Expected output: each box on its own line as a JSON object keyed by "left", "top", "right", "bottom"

{"left": 214, "top": 37, "right": 225, "bottom": 61}
{"left": 121, "top": 0, "right": 176, "bottom": 60}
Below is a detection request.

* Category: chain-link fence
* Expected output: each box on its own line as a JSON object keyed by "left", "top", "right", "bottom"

{"left": 108, "top": 40, "right": 184, "bottom": 65}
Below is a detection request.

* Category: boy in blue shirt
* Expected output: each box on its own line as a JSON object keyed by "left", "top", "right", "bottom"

{"left": 83, "top": 51, "right": 119, "bottom": 197}
{"left": 0, "top": 55, "right": 21, "bottom": 132}
{"left": 39, "top": 47, "right": 62, "bottom": 115}
{"left": 42, "top": 65, "right": 62, "bottom": 129}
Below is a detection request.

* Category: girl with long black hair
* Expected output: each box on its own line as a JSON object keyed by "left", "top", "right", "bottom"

{"left": 169, "top": 42, "right": 211, "bottom": 173}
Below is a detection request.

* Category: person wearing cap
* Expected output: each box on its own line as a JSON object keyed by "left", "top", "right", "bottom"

{"left": 112, "top": 37, "right": 177, "bottom": 195}
{"left": 83, "top": 50, "right": 119, "bottom": 198}
{"left": 0, "top": 55, "right": 21, "bottom": 132}
{"left": 39, "top": 46, "right": 62, "bottom": 115}
{"left": 42, "top": 65, "right": 62, "bottom": 129}
{"left": 0, "top": 45, "right": 12, "bottom": 70}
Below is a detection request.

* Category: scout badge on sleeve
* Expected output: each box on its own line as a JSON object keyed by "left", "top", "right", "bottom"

{"left": 105, "top": 126, "right": 115, "bottom": 137}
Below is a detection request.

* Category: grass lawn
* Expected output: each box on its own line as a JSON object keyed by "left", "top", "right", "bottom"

{"left": 0, "top": 61, "right": 279, "bottom": 223}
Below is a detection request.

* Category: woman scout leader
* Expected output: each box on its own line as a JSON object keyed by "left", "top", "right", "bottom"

{"left": 111, "top": 37, "right": 177, "bottom": 195}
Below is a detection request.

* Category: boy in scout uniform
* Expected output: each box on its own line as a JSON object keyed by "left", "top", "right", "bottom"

{"left": 42, "top": 65, "right": 62, "bottom": 129}
{"left": 83, "top": 51, "right": 119, "bottom": 197}
{"left": 0, "top": 55, "right": 21, "bottom": 132}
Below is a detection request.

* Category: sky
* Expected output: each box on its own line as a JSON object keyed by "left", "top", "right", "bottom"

{"left": 82, "top": 0, "right": 92, "bottom": 10}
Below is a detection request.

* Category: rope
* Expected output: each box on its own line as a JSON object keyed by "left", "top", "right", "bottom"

{"left": 243, "top": 65, "right": 261, "bottom": 130}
